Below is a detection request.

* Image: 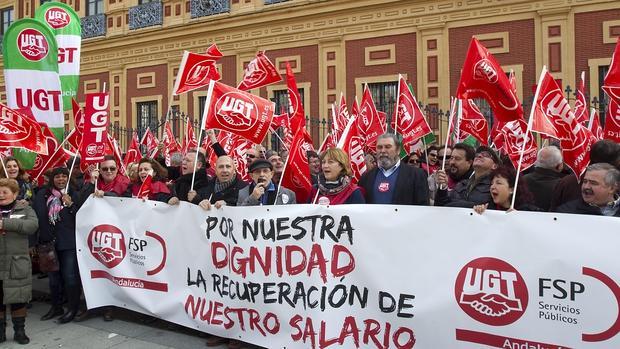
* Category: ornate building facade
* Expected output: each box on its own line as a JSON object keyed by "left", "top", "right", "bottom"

{"left": 0, "top": 0, "right": 618, "bottom": 148}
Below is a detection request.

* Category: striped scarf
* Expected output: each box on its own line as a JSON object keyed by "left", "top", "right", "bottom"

{"left": 47, "top": 188, "right": 63, "bottom": 226}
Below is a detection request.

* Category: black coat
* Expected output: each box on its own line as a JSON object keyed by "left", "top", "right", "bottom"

{"left": 556, "top": 198, "right": 620, "bottom": 217}
{"left": 435, "top": 173, "right": 493, "bottom": 208}
{"left": 173, "top": 170, "right": 209, "bottom": 204}
{"left": 358, "top": 165, "right": 429, "bottom": 205}
{"left": 195, "top": 176, "right": 248, "bottom": 207}
{"left": 522, "top": 167, "right": 565, "bottom": 211}
{"left": 32, "top": 187, "right": 79, "bottom": 251}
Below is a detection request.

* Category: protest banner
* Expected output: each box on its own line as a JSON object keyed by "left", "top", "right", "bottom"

{"left": 77, "top": 198, "right": 620, "bottom": 348}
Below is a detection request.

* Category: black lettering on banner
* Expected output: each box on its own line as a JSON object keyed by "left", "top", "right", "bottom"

{"left": 240, "top": 215, "right": 355, "bottom": 244}
{"left": 186, "top": 267, "right": 207, "bottom": 293}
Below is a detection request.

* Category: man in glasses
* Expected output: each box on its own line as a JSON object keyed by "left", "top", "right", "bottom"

{"left": 435, "top": 145, "right": 499, "bottom": 208}
{"left": 421, "top": 145, "right": 440, "bottom": 175}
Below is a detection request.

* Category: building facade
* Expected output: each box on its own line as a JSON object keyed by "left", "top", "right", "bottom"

{"left": 0, "top": 0, "right": 618, "bottom": 148}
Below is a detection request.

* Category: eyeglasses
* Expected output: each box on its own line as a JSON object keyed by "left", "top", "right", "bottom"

{"left": 408, "top": 160, "right": 420, "bottom": 164}
{"left": 475, "top": 152, "right": 493, "bottom": 159}
{"left": 101, "top": 167, "right": 117, "bottom": 172}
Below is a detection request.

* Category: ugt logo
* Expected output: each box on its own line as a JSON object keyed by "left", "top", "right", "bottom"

{"left": 88, "top": 224, "right": 126, "bottom": 269}
{"left": 474, "top": 59, "right": 498, "bottom": 83}
{"left": 45, "top": 8, "right": 70, "bottom": 29}
{"left": 455, "top": 257, "right": 528, "bottom": 326}
{"left": 17, "top": 29, "right": 49, "bottom": 61}
{"left": 215, "top": 92, "right": 257, "bottom": 131}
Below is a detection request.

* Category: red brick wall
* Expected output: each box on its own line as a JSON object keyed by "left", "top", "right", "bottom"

{"left": 449, "top": 19, "right": 536, "bottom": 106}
{"left": 77, "top": 72, "right": 110, "bottom": 102}
{"left": 345, "top": 33, "right": 417, "bottom": 102}
{"left": 126, "top": 64, "right": 168, "bottom": 129}
{"left": 574, "top": 9, "right": 620, "bottom": 91}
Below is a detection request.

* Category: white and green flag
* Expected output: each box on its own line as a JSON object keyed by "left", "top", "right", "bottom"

{"left": 3, "top": 18, "right": 63, "bottom": 167}
{"left": 35, "top": 2, "right": 81, "bottom": 117}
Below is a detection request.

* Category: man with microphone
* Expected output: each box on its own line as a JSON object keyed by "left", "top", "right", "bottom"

{"left": 237, "top": 159, "right": 296, "bottom": 206}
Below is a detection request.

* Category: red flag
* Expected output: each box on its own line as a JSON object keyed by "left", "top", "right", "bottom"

{"left": 209, "top": 131, "right": 252, "bottom": 181}
{"left": 124, "top": 131, "right": 142, "bottom": 168}
{"left": 357, "top": 85, "right": 384, "bottom": 151}
{"left": 318, "top": 133, "right": 335, "bottom": 154}
{"left": 531, "top": 68, "right": 596, "bottom": 176}
{"left": 574, "top": 72, "right": 589, "bottom": 125}
{"left": 602, "top": 37, "right": 620, "bottom": 105}
{"left": 337, "top": 116, "right": 367, "bottom": 183}
{"left": 162, "top": 121, "right": 181, "bottom": 166}
{"left": 279, "top": 129, "right": 314, "bottom": 203}
{"left": 0, "top": 103, "right": 47, "bottom": 154}
{"left": 172, "top": 48, "right": 222, "bottom": 95}
{"left": 28, "top": 124, "right": 71, "bottom": 183}
{"left": 391, "top": 76, "right": 432, "bottom": 146}
{"left": 508, "top": 69, "right": 517, "bottom": 94}
{"left": 140, "top": 128, "right": 159, "bottom": 158}
{"left": 285, "top": 63, "right": 306, "bottom": 135}
{"left": 237, "top": 51, "right": 282, "bottom": 91}
{"left": 495, "top": 119, "right": 537, "bottom": 172}
{"left": 202, "top": 80, "right": 275, "bottom": 144}
{"left": 604, "top": 98, "right": 620, "bottom": 142}
{"left": 205, "top": 43, "right": 223, "bottom": 58}
{"left": 181, "top": 120, "right": 198, "bottom": 155}
{"left": 136, "top": 175, "right": 152, "bottom": 198}
{"left": 80, "top": 93, "right": 110, "bottom": 166}
{"left": 588, "top": 108, "right": 604, "bottom": 140}
{"left": 107, "top": 134, "right": 127, "bottom": 176}
{"left": 456, "top": 37, "right": 523, "bottom": 122}
{"left": 490, "top": 120, "right": 503, "bottom": 150}
{"left": 460, "top": 99, "right": 489, "bottom": 145}
{"left": 332, "top": 93, "right": 350, "bottom": 142}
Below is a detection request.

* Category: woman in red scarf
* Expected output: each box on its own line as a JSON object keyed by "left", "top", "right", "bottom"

{"left": 309, "top": 148, "right": 365, "bottom": 205}
{"left": 129, "top": 158, "right": 172, "bottom": 203}
{"left": 80, "top": 155, "right": 130, "bottom": 200}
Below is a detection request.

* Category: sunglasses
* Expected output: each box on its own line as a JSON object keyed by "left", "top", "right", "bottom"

{"left": 408, "top": 160, "right": 420, "bottom": 164}
{"left": 101, "top": 167, "right": 117, "bottom": 172}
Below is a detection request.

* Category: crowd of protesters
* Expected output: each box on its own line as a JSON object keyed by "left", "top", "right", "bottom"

{"left": 0, "top": 131, "right": 618, "bottom": 348}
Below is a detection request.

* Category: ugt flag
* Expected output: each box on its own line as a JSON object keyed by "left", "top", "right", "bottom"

{"left": 80, "top": 93, "right": 110, "bottom": 165}
{"left": 201, "top": 80, "right": 275, "bottom": 145}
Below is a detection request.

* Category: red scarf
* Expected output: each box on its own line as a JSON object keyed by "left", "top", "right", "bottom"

{"left": 131, "top": 179, "right": 170, "bottom": 200}
{"left": 97, "top": 175, "right": 130, "bottom": 196}
{"left": 313, "top": 183, "right": 359, "bottom": 205}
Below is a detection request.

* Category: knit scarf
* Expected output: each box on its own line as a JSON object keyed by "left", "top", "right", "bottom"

{"left": 214, "top": 177, "right": 236, "bottom": 193}
{"left": 0, "top": 201, "right": 16, "bottom": 218}
{"left": 47, "top": 188, "right": 63, "bottom": 226}
{"left": 317, "top": 174, "right": 351, "bottom": 195}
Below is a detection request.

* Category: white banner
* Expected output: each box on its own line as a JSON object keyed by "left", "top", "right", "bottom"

{"left": 76, "top": 197, "right": 620, "bottom": 348}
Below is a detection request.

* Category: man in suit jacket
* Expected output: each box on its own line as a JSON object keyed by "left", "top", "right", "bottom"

{"left": 237, "top": 159, "right": 296, "bottom": 206}
{"left": 359, "top": 133, "right": 429, "bottom": 205}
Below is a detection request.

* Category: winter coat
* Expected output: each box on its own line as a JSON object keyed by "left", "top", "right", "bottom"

{"left": 32, "top": 187, "right": 79, "bottom": 251}
{"left": 435, "top": 173, "right": 493, "bottom": 208}
{"left": 0, "top": 201, "right": 39, "bottom": 304}
{"left": 237, "top": 184, "right": 296, "bottom": 206}
{"left": 522, "top": 167, "right": 566, "bottom": 211}
{"left": 196, "top": 176, "right": 248, "bottom": 207}
{"left": 358, "top": 165, "right": 430, "bottom": 205}
{"left": 173, "top": 170, "right": 209, "bottom": 204}
{"left": 556, "top": 198, "right": 620, "bottom": 217}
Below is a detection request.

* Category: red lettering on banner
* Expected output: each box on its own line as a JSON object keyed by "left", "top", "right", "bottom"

{"left": 184, "top": 295, "right": 280, "bottom": 336}
{"left": 58, "top": 47, "right": 78, "bottom": 63}
{"left": 15, "top": 88, "right": 62, "bottom": 112}
{"left": 210, "top": 242, "right": 355, "bottom": 283}
{"left": 289, "top": 315, "right": 415, "bottom": 349}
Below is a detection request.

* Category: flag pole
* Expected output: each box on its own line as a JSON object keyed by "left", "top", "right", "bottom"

{"left": 510, "top": 65, "right": 546, "bottom": 210}
{"left": 0, "top": 155, "right": 8, "bottom": 178}
{"left": 190, "top": 80, "right": 215, "bottom": 191}
{"left": 441, "top": 97, "right": 456, "bottom": 171}
{"left": 274, "top": 137, "right": 293, "bottom": 205}
{"left": 588, "top": 107, "right": 596, "bottom": 130}
{"left": 64, "top": 155, "right": 79, "bottom": 194}
{"left": 422, "top": 136, "right": 430, "bottom": 178}
{"left": 395, "top": 74, "right": 402, "bottom": 134}
{"left": 270, "top": 127, "right": 290, "bottom": 152}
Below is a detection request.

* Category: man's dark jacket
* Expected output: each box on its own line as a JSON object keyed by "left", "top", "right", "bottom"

{"left": 358, "top": 165, "right": 429, "bottom": 205}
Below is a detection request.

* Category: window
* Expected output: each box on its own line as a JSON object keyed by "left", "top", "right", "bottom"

{"left": 598, "top": 65, "right": 610, "bottom": 119}
{"left": 137, "top": 101, "right": 158, "bottom": 138}
{"left": 272, "top": 88, "right": 304, "bottom": 116}
{"left": 170, "top": 105, "right": 180, "bottom": 136}
{"left": 364, "top": 81, "right": 398, "bottom": 126}
{"left": 86, "top": 0, "right": 104, "bottom": 16}
{"left": 1, "top": 7, "right": 13, "bottom": 36}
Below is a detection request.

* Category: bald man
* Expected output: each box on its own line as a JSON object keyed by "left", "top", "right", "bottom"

{"left": 195, "top": 155, "right": 248, "bottom": 210}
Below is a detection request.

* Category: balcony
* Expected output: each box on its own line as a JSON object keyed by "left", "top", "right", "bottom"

{"left": 81, "top": 14, "right": 107, "bottom": 39}
{"left": 129, "top": 1, "right": 163, "bottom": 30}
{"left": 190, "top": 0, "right": 230, "bottom": 19}
{"left": 264, "top": 0, "right": 290, "bottom": 4}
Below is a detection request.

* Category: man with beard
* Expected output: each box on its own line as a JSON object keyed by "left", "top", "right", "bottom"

{"left": 556, "top": 163, "right": 619, "bottom": 217}
{"left": 435, "top": 143, "right": 475, "bottom": 191}
{"left": 358, "top": 133, "right": 429, "bottom": 205}
{"left": 167, "top": 151, "right": 209, "bottom": 205}
{"left": 195, "top": 156, "right": 248, "bottom": 210}
{"left": 435, "top": 145, "right": 499, "bottom": 208}
{"left": 238, "top": 159, "right": 296, "bottom": 206}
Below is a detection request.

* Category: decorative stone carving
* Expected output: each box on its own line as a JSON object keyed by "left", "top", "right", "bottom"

{"left": 81, "top": 14, "right": 107, "bottom": 39}
{"left": 129, "top": 1, "right": 163, "bottom": 30}
{"left": 190, "top": 0, "right": 230, "bottom": 19}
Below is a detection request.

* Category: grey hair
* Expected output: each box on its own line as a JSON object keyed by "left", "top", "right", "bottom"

{"left": 535, "top": 146, "right": 563, "bottom": 169}
{"left": 587, "top": 162, "right": 620, "bottom": 188}
{"left": 377, "top": 133, "right": 403, "bottom": 150}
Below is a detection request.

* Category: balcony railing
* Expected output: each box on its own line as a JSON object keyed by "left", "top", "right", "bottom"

{"left": 81, "top": 14, "right": 107, "bottom": 39}
{"left": 264, "top": 0, "right": 290, "bottom": 4}
{"left": 129, "top": 1, "right": 163, "bottom": 30}
{"left": 190, "top": 0, "right": 230, "bottom": 19}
